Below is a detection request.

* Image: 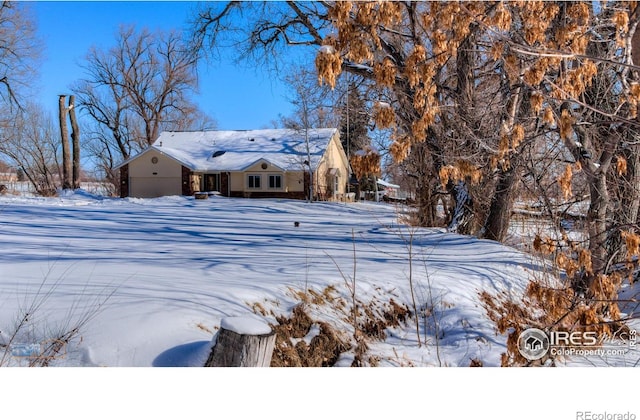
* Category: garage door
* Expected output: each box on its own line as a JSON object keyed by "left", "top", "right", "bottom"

{"left": 130, "top": 177, "right": 182, "bottom": 198}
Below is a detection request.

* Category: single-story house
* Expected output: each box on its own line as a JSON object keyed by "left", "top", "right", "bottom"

{"left": 116, "top": 128, "right": 351, "bottom": 200}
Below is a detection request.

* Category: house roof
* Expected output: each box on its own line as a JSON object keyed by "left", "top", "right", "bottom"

{"left": 118, "top": 128, "right": 340, "bottom": 172}
{"left": 377, "top": 179, "right": 400, "bottom": 189}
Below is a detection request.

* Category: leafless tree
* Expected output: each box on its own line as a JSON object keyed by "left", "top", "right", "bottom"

{"left": 191, "top": 2, "right": 328, "bottom": 65}
{"left": 74, "top": 25, "right": 215, "bottom": 192}
{"left": 58, "top": 95, "right": 72, "bottom": 190}
{"left": 281, "top": 66, "right": 325, "bottom": 201}
{"left": 0, "top": 1, "right": 41, "bottom": 107}
{"left": 0, "top": 103, "right": 60, "bottom": 196}
{"left": 280, "top": 65, "right": 338, "bottom": 130}
{"left": 69, "top": 95, "right": 81, "bottom": 189}
{"left": 56, "top": 94, "right": 82, "bottom": 191}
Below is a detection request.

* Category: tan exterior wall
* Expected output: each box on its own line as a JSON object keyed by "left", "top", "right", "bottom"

{"left": 228, "top": 170, "right": 304, "bottom": 197}
{"left": 314, "top": 133, "right": 350, "bottom": 199}
{"left": 286, "top": 172, "right": 305, "bottom": 192}
{"left": 128, "top": 150, "right": 183, "bottom": 198}
{"left": 229, "top": 159, "right": 292, "bottom": 194}
{"left": 229, "top": 172, "right": 244, "bottom": 191}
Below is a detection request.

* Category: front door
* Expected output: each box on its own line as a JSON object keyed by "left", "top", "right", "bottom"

{"left": 205, "top": 174, "right": 221, "bottom": 192}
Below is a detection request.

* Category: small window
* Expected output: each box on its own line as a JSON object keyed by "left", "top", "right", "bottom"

{"left": 212, "top": 150, "right": 226, "bottom": 158}
{"left": 269, "top": 175, "right": 282, "bottom": 189}
{"left": 151, "top": 156, "right": 158, "bottom": 164}
{"left": 248, "top": 175, "right": 261, "bottom": 189}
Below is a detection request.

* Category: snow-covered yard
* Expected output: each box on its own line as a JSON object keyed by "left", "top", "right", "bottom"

{"left": 1, "top": 191, "right": 637, "bottom": 368}
{"left": 0, "top": 191, "right": 532, "bottom": 367}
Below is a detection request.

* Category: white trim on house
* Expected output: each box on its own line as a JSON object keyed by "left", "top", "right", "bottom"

{"left": 115, "top": 145, "right": 190, "bottom": 171}
{"left": 241, "top": 158, "right": 286, "bottom": 173}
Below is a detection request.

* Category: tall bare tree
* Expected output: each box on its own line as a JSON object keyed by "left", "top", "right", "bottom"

{"left": 281, "top": 66, "right": 327, "bottom": 201}
{"left": 58, "top": 94, "right": 72, "bottom": 190}
{"left": 74, "top": 25, "right": 214, "bottom": 191}
{"left": 68, "top": 95, "right": 81, "bottom": 189}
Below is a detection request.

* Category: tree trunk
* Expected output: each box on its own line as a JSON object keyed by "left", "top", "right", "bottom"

{"left": 58, "top": 95, "right": 72, "bottom": 190}
{"left": 587, "top": 171, "right": 609, "bottom": 279}
{"left": 205, "top": 317, "right": 276, "bottom": 367}
{"left": 482, "top": 165, "right": 519, "bottom": 242}
{"left": 448, "top": 181, "right": 475, "bottom": 234}
{"left": 480, "top": 52, "right": 525, "bottom": 242}
{"left": 414, "top": 168, "right": 436, "bottom": 226}
{"left": 409, "top": 139, "right": 444, "bottom": 227}
{"left": 68, "top": 95, "right": 81, "bottom": 190}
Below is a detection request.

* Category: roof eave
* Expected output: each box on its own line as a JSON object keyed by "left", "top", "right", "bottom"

{"left": 114, "top": 146, "right": 196, "bottom": 171}
{"left": 240, "top": 158, "right": 286, "bottom": 172}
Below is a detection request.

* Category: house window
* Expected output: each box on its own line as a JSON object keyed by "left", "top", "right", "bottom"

{"left": 248, "top": 174, "right": 261, "bottom": 189}
{"left": 269, "top": 175, "right": 282, "bottom": 189}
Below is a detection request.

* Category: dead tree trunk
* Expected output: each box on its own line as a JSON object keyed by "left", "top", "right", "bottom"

{"left": 58, "top": 95, "right": 72, "bottom": 190}
{"left": 69, "top": 95, "right": 81, "bottom": 189}
{"left": 205, "top": 317, "right": 275, "bottom": 367}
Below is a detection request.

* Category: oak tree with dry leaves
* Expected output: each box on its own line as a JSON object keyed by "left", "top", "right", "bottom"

{"left": 192, "top": 2, "right": 640, "bottom": 289}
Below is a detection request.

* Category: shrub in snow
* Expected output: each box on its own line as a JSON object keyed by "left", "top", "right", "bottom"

{"left": 250, "top": 285, "right": 413, "bottom": 367}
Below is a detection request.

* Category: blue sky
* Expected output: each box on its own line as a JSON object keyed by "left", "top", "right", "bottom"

{"left": 30, "top": 1, "right": 300, "bottom": 130}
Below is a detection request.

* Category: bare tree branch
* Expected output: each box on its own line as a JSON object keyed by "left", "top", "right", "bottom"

{"left": 74, "top": 25, "right": 215, "bottom": 192}
{"left": 0, "top": 2, "right": 41, "bottom": 107}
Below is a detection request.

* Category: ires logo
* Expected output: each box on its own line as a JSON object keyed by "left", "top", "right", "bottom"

{"left": 518, "top": 328, "right": 636, "bottom": 361}
{"left": 549, "top": 331, "right": 598, "bottom": 347}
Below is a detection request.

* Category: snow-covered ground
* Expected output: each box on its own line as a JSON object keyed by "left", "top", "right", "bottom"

{"left": 1, "top": 191, "right": 638, "bottom": 417}
{"left": 1, "top": 190, "right": 636, "bottom": 369}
